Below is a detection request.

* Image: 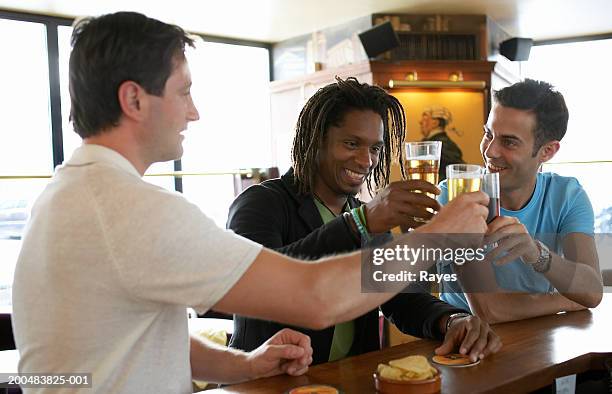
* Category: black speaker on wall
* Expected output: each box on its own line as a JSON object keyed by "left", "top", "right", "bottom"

{"left": 358, "top": 21, "right": 400, "bottom": 59}
{"left": 499, "top": 37, "right": 534, "bottom": 61}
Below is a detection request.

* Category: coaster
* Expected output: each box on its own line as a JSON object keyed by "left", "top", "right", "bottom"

{"left": 286, "top": 384, "right": 341, "bottom": 394}
{"left": 432, "top": 353, "right": 480, "bottom": 367}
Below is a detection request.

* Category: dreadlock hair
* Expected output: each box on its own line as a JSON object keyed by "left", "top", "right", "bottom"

{"left": 292, "top": 76, "right": 406, "bottom": 195}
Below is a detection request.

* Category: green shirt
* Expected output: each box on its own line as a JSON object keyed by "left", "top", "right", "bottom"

{"left": 313, "top": 197, "right": 355, "bottom": 362}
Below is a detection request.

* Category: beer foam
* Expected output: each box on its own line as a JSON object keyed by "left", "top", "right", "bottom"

{"left": 410, "top": 155, "right": 439, "bottom": 161}
{"left": 449, "top": 173, "right": 481, "bottom": 179}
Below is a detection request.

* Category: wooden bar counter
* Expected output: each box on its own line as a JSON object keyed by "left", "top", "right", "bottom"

{"left": 209, "top": 294, "right": 612, "bottom": 393}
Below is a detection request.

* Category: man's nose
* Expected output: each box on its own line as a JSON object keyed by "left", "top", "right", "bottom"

{"left": 355, "top": 148, "right": 373, "bottom": 169}
{"left": 188, "top": 100, "right": 200, "bottom": 122}
{"left": 483, "top": 138, "right": 499, "bottom": 159}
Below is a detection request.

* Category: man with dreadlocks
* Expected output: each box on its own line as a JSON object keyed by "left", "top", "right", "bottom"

{"left": 227, "top": 77, "right": 501, "bottom": 365}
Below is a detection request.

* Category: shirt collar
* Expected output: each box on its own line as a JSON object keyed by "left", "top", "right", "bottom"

{"left": 62, "top": 144, "right": 141, "bottom": 178}
{"left": 427, "top": 128, "right": 445, "bottom": 138}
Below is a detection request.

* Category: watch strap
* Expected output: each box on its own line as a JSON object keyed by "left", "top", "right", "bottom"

{"left": 532, "top": 240, "right": 552, "bottom": 273}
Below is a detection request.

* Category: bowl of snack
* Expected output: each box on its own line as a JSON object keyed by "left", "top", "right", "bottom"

{"left": 373, "top": 355, "right": 441, "bottom": 394}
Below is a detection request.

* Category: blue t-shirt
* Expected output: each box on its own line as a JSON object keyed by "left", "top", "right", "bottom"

{"left": 437, "top": 172, "right": 594, "bottom": 311}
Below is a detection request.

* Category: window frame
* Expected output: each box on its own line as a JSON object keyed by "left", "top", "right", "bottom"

{"left": 0, "top": 9, "right": 273, "bottom": 192}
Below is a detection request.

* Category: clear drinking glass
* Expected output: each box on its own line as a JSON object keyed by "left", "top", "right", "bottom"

{"left": 405, "top": 141, "right": 442, "bottom": 222}
{"left": 446, "top": 164, "right": 484, "bottom": 201}
{"left": 481, "top": 171, "right": 500, "bottom": 223}
{"left": 405, "top": 141, "right": 442, "bottom": 188}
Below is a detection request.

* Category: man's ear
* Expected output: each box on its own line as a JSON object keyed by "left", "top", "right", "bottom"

{"left": 117, "top": 81, "right": 148, "bottom": 121}
{"left": 538, "top": 140, "right": 560, "bottom": 163}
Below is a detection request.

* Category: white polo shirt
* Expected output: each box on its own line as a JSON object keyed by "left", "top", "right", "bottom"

{"left": 12, "top": 144, "right": 261, "bottom": 393}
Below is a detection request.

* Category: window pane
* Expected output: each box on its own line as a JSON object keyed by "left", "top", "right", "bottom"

{"left": 182, "top": 41, "right": 271, "bottom": 170}
{"left": 144, "top": 161, "right": 176, "bottom": 191}
{"left": 526, "top": 40, "right": 612, "bottom": 238}
{"left": 0, "top": 19, "right": 53, "bottom": 173}
{"left": 181, "top": 40, "right": 271, "bottom": 226}
{"left": 0, "top": 178, "right": 49, "bottom": 309}
{"left": 542, "top": 162, "right": 612, "bottom": 232}
{"left": 525, "top": 40, "right": 612, "bottom": 163}
{"left": 0, "top": 19, "right": 55, "bottom": 309}
{"left": 180, "top": 175, "right": 237, "bottom": 227}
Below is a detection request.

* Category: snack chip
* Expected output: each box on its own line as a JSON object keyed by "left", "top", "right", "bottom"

{"left": 377, "top": 355, "right": 437, "bottom": 381}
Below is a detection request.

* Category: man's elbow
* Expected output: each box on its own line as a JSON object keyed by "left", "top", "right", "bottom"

{"left": 292, "top": 306, "right": 335, "bottom": 331}
{"left": 467, "top": 294, "right": 505, "bottom": 324}
{"left": 299, "top": 291, "right": 337, "bottom": 330}
{"left": 583, "top": 292, "right": 603, "bottom": 308}
{"left": 304, "top": 314, "right": 335, "bottom": 331}
{"left": 577, "top": 277, "right": 604, "bottom": 308}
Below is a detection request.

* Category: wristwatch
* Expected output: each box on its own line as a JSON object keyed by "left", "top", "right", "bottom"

{"left": 531, "top": 240, "right": 552, "bottom": 273}
{"left": 445, "top": 312, "right": 471, "bottom": 333}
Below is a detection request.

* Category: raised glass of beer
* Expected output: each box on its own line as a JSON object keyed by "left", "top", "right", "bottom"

{"left": 446, "top": 164, "right": 483, "bottom": 201}
{"left": 405, "top": 141, "right": 442, "bottom": 222}
{"left": 405, "top": 141, "right": 442, "bottom": 188}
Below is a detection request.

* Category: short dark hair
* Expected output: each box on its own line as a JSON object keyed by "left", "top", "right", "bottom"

{"left": 494, "top": 79, "right": 568, "bottom": 155}
{"left": 69, "top": 12, "right": 195, "bottom": 138}
{"left": 292, "top": 77, "right": 406, "bottom": 195}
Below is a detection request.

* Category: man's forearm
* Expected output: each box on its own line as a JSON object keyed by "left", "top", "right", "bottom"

{"left": 466, "top": 292, "right": 586, "bottom": 324}
{"left": 455, "top": 260, "right": 587, "bottom": 324}
{"left": 311, "top": 231, "right": 442, "bottom": 327}
{"left": 540, "top": 252, "right": 602, "bottom": 308}
{"left": 190, "top": 335, "right": 252, "bottom": 384}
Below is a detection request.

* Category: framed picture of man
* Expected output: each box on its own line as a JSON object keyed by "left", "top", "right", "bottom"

{"left": 389, "top": 90, "right": 486, "bottom": 182}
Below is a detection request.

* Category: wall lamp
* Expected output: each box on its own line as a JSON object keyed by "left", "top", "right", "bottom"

{"left": 388, "top": 69, "right": 485, "bottom": 89}
{"left": 388, "top": 80, "right": 486, "bottom": 89}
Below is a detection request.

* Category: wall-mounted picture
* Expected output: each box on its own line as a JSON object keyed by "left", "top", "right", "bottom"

{"left": 389, "top": 90, "right": 486, "bottom": 182}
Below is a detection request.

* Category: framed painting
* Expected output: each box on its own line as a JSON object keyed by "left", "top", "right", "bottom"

{"left": 389, "top": 90, "right": 486, "bottom": 181}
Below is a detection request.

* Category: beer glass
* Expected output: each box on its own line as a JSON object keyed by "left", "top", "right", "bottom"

{"left": 405, "top": 141, "right": 442, "bottom": 188}
{"left": 481, "top": 171, "right": 500, "bottom": 223}
{"left": 446, "top": 164, "right": 483, "bottom": 201}
{"left": 405, "top": 141, "right": 442, "bottom": 222}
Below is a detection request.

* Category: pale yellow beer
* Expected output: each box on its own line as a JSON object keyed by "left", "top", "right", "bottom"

{"left": 405, "top": 141, "right": 442, "bottom": 223}
{"left": 447, "top": 176, "right": 482, "bottom": 201}
{"left": 406, "top": 158, "right": 439, "bottom": 198}
{"left": 446, "top": 164, "right": 483, "bottom": 201}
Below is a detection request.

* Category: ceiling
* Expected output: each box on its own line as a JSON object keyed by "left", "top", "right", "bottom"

{"left": 2, "top": 0, "right": 611, "bottom": 43}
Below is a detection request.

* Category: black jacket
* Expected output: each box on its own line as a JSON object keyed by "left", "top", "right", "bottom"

{"left": 226, "top": 169, "right": 465, "bottom": 365}
{"left": 425, "top": 132, "right": 464, "bottom": 181}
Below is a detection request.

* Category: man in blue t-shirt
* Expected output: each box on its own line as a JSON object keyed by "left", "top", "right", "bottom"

{"left": 438, "top": 79, "right": 603, "bottom": 323}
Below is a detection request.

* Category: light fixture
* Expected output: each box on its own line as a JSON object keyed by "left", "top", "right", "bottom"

{"left": 388, "top": 80, "right": 486, "bottom": 89}
{"left": 448, "top": 71, "right": 463, "bottom": 82}
{"left": 405, "top": 71, "right": 418, "bottom": 81}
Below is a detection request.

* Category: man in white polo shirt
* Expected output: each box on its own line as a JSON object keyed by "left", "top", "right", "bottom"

{"left": 11, "top": 12, "right": 493, "bottom": 393}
